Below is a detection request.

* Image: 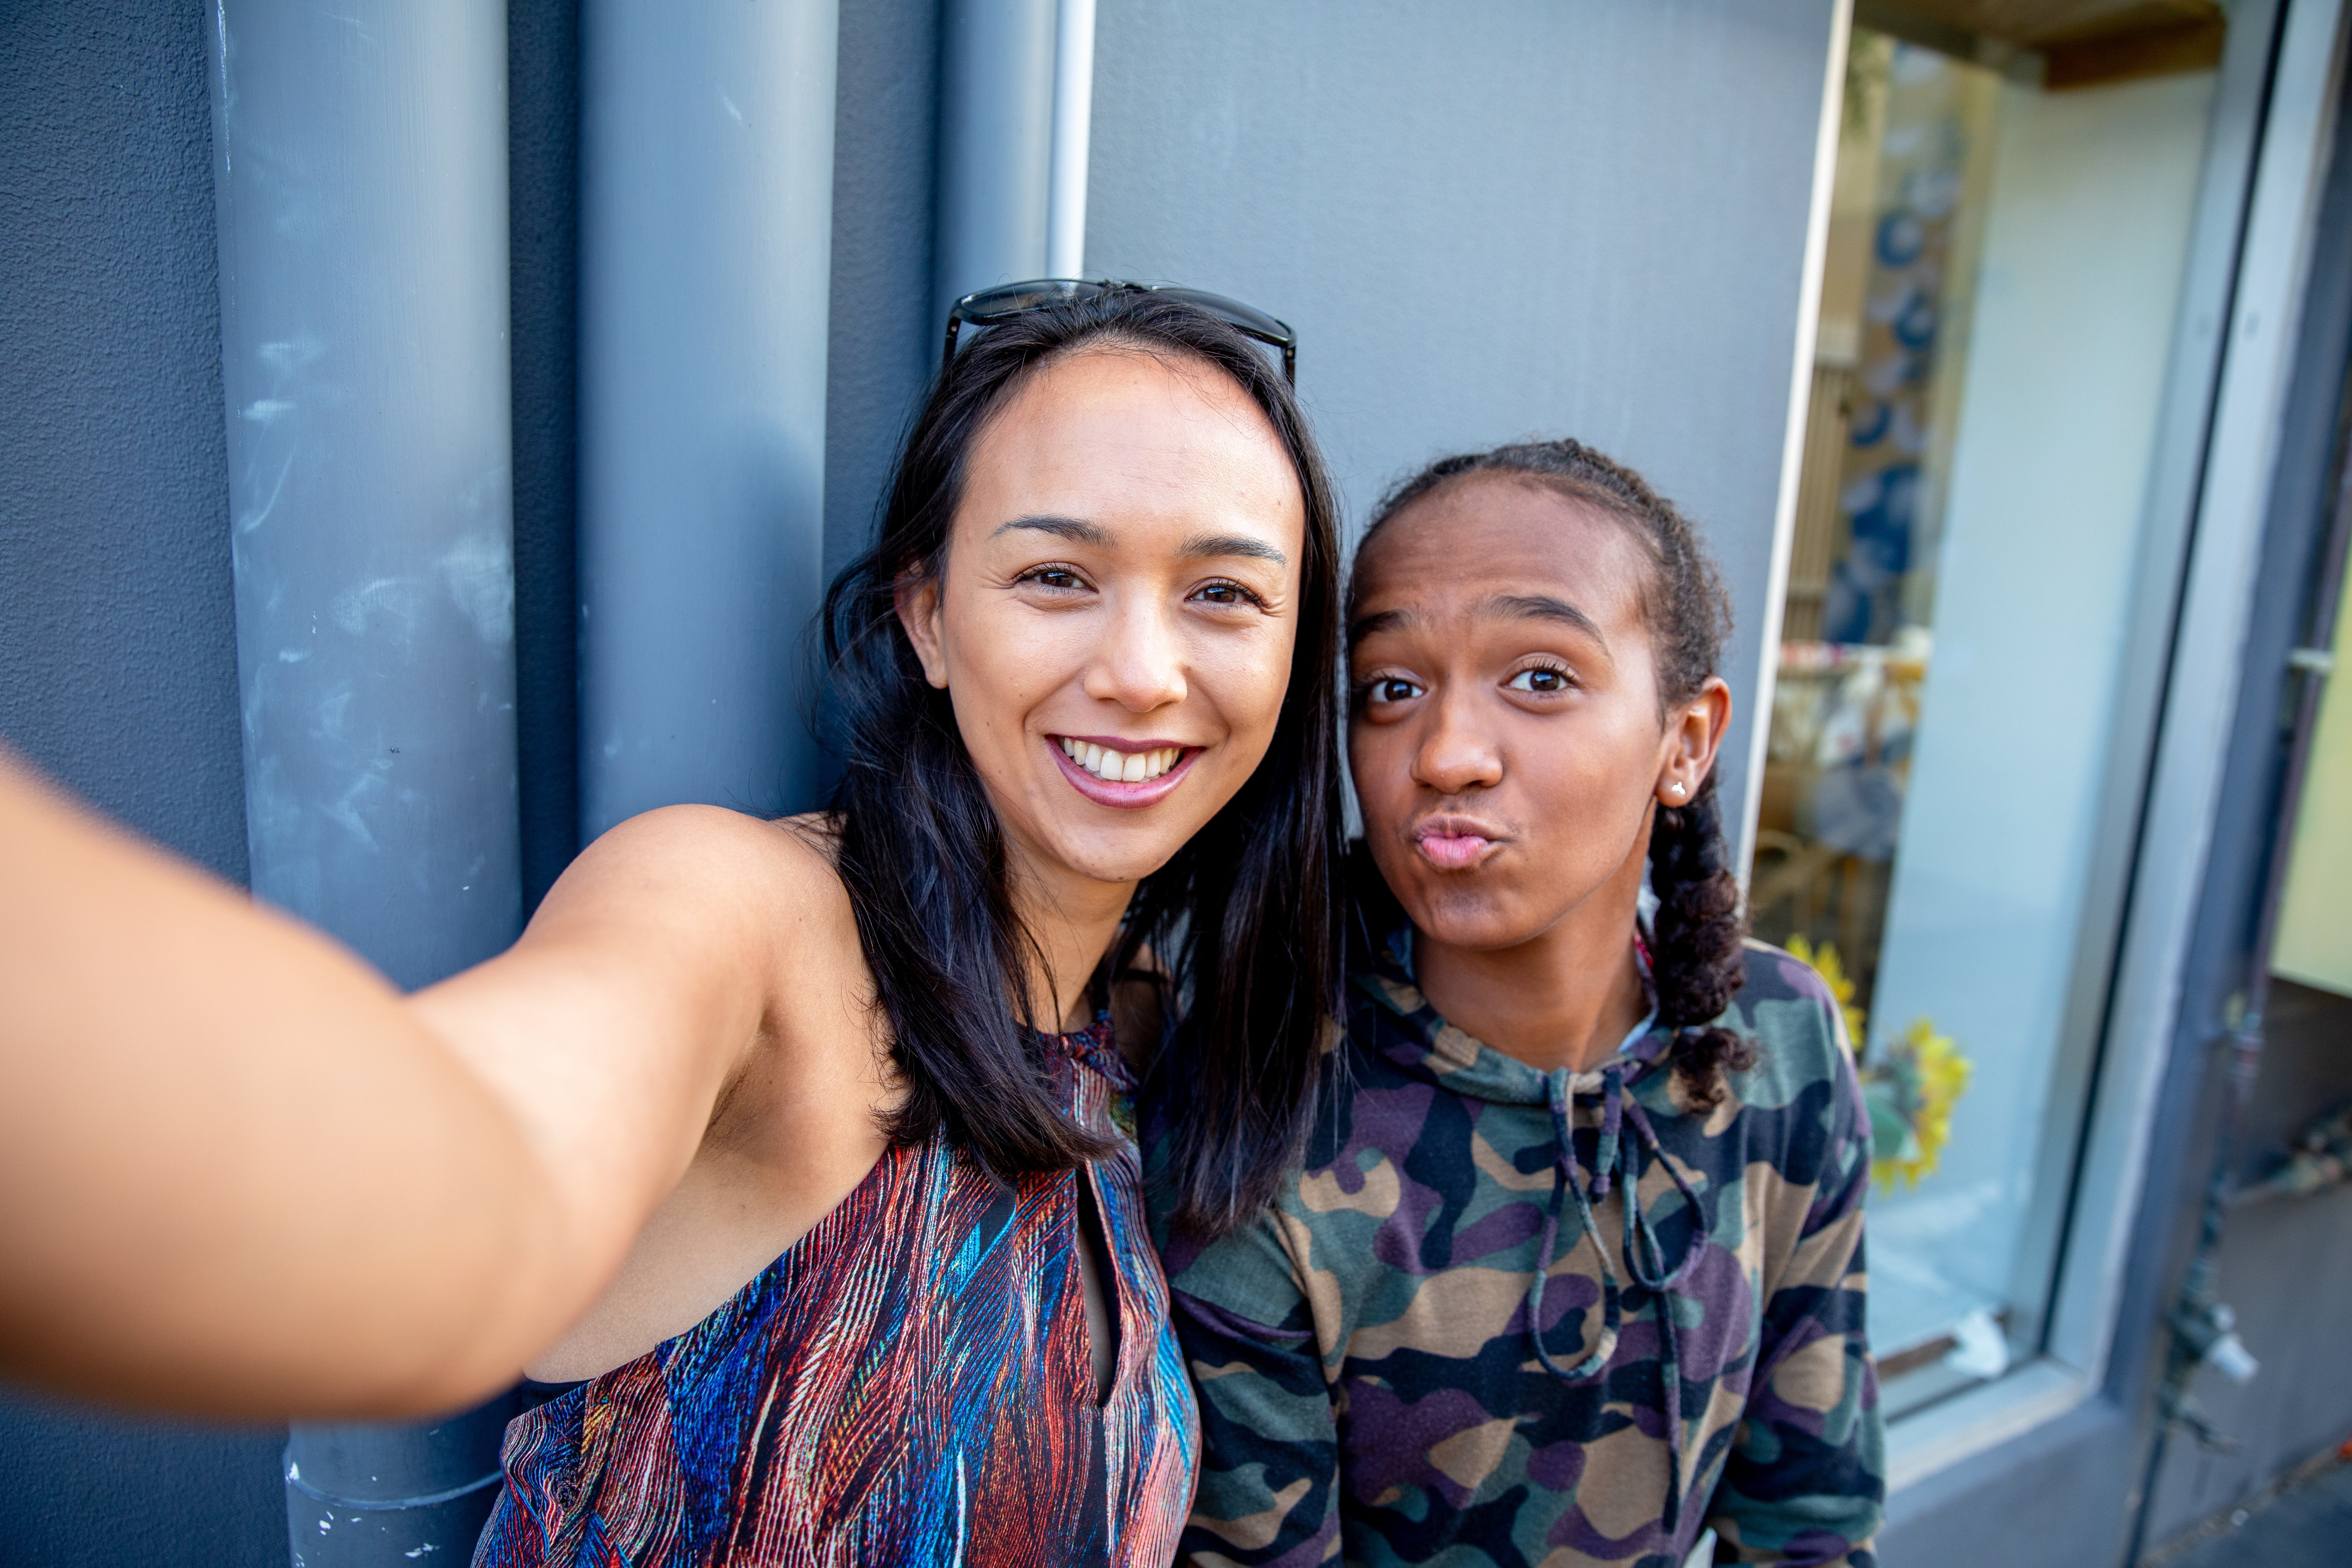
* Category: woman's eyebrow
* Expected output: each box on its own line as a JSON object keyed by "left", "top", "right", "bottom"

{"left": 1487, "top": 593, "right": 1605, "bottom": 644}
{"left": 990, "top": 514, "right": 1111, "bottom": 546}
{"left": 1181, "top": 532, "right": 1287, "bottom": 566}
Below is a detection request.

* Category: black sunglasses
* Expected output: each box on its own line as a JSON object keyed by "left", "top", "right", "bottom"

{"left": 941, "top": 278, "right": 1297, "bottom": 385}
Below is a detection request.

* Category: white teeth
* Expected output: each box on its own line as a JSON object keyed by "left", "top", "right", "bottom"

{"left": 1059, "top": 740, "right": 1184, "bottom": 782}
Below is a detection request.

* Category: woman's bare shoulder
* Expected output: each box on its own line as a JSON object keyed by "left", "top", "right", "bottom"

{"left": 531, "top": 806, "right": 858, "bottom": 968}
{"left": 559, "top": 805, "right": 842, "bottom": 898}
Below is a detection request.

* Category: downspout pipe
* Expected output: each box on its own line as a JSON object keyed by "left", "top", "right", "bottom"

{"left": 577, "top": 0, "right": 840, "bottom": 838}
{"left": 937, "top": 0, "right": 1099, "bottom": 316}
{"left": 936, "top": 0, "right": 1056, "bottom": 322}
{"left": 205, "top": 2, "right": 524, "bottom": 1563}
{"left": 1046, "top": 0, "right": 1097, "bottom": 280}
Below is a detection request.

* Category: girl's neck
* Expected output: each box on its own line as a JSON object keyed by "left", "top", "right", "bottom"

{"left": 1411, "top": 852, "right": 1650, "bottom": 1076}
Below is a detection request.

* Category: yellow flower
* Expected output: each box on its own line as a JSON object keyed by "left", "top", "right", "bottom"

{"left": 1786, "top": 934, "right": 1868, "bottom": 1056}
{"left": 1874, "top": 1018, "right": 1972, "bottom": 1190}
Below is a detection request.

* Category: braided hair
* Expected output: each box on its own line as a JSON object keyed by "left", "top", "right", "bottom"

{"left": 1354, "top": 439, "right": 1756, "bottom": 1108}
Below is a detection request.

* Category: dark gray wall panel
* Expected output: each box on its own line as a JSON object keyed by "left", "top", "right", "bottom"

{"left": 0, "top": 0, "right": 248, "bottom": 882}
{"left": 0, "top": 1392, "right": 282, "bottom": 1568}
{"left": 0, "top": 3, "right": 280, "bottom": 1564}
{"left": 1085, "top": 0, "right": 1840, "bottom": 836}
{"left": 509, "top": 0, "right": 584, "bottom": 910}
{"left": 824, "top": 0, "right": 943, "bottom": 583}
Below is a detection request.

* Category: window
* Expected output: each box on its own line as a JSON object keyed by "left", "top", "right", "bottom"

{"left": 1758, "top": 12, "right": 2233, "bottom": 1416}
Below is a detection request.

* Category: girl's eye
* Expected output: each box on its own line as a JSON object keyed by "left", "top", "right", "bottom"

{"left": 1191, "top": 580, "right": 1264, "bottom": 608}
{"left": 1507, "top": 667, "right": 1571, "bottom": 694}
{"left": 1365, "top": 677, "right": 1423, "bottom": 705}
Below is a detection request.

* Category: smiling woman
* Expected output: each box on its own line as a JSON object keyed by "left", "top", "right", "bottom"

{"left": 0, "top": 286, "right": 1342, "bottom": 1568}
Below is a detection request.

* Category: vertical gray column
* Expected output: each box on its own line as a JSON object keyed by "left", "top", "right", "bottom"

{"left": 206, "top": 5, "right": 523, "bottom": 1563}
{"left": 209, "top": 0, "right": 522, "bottom": 987}
{"left": 935, "top": 0, "right": 1057, "bottom": 321}
{"left": 578, "top": 0, "right": 841, "bottom": 837}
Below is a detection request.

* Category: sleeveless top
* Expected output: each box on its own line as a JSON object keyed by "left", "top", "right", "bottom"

{"left": 474, "top": 1017, "right": 1198, "bottom": 1567}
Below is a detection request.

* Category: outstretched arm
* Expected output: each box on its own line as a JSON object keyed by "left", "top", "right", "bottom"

{"left": 0, "top": 748, "right": 825, "bottom": 1420}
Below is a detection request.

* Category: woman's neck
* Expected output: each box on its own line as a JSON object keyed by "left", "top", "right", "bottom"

{"left": 1411, "top": 856, "right": 1649, "bottom": 1076}
{"left": 1008, "top": 851, "right": 1137, "bottom": 1035}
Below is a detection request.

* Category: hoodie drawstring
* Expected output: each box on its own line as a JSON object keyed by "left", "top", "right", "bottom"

{"left": 1525, "top": 1056, "right": 1711, "bottom": 1535}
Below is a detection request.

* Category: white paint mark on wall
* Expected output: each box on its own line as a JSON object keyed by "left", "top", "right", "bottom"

{"left": 438, "top": 532, "right": 515, "bottom": 646}
{"left": 238, "top": 450, "right": 294, "bottom": 534}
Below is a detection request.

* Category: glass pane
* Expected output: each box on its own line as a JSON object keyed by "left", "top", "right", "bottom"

{"left": 1755, "top": 20, "right": 2228, "bottom": 1410}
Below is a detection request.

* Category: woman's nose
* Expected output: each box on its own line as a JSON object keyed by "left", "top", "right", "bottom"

{"left": 1083, "top": 598, "right": 1189, "bottom": 713}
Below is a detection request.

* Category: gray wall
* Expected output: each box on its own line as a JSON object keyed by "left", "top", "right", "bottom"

{"left": 1085, "top": 0, "right": 1841, "bottom": 831}
{"left": 0, "top": 2, "right": 281, "bottom": 1563}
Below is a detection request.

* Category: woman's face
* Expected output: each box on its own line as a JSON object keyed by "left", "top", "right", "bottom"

{"left": 897, "top": 346, "right": 1307, "bottom": 894}
{"left": 1348, "top": 475, "right": 1728, "bottom": 952}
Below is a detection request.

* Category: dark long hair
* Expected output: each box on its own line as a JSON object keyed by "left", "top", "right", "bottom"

{"left": 1352, "top": 438, "right": 1755, "bottom": 1107}
{"left": 821, "top": 288, "right": 1343, "bottom": 1236}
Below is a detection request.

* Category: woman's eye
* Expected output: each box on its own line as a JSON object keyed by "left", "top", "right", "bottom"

{"left": 1191, "top": 581, "right": 1261, "bottom": 607}
{"left": 1023, "top": 567, "right": 1084, "bottom": 591}
{"left": 1366, "top": 677, "right": 1423, "bottom": 704}
{"left": 1507, "top": 667, "right": 1570, "bottom": 694}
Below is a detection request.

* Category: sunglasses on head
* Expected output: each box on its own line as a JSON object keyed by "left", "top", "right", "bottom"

{"left": 941, "top": 279, "right": 1297, "bottom": 386}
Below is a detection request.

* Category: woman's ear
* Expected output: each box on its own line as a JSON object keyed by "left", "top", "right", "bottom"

{"left": 1656, "top": 676, "right": 1734, "bottom": 805}
{"left": 894, "top": 572, "right": 951, "bottom": 690}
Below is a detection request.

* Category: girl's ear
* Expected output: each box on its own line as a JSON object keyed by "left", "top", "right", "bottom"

{"left": 894, "top": 572, "right": 950, "bottom": 690}
{"left": 1657, "top": 676, "right": 1734, "bottom": 805}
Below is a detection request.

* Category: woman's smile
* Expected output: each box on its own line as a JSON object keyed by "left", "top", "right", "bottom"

{"left": 1051, "top": 734, "right": 1203, "bottom": 809}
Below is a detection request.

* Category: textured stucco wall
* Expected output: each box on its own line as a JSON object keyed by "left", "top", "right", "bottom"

{"left": 0, "top": 3, "right": 282, "bottom": 1563}
{"left": 0, "top": 1, "right": 248, "bottom": 880}
{"left": 1084, "top": 0, "right": 1841, "bottom": 835}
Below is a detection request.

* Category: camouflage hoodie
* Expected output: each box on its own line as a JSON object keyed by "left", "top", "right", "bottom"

{"left": 1157, "top": 924, "right": 1883, "bottom": 1568}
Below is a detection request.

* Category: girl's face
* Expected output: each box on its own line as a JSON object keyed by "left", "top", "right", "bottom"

{"left": 897, "top": 346, "right": 1307, "bottom": 894}
{"left": 1348, "top": 475, "right": 1728, "bottom": 952}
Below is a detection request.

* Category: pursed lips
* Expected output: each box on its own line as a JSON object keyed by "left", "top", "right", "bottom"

{"left": 1413, "top": 814, "right": 1507, "bottom": 870}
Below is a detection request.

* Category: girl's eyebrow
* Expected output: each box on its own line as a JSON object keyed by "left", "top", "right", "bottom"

{"left": 1349, "top": 595, "right": 1606, "bottom": 648}
{"left": 1488, "top": 593, "right": 1607, "bottom": 646}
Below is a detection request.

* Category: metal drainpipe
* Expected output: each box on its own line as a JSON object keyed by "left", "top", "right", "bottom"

{"left": 1046, "top": 0, "right": 1098, "bottom": 280}
{"left": 205, "top": 2, "right": 525, "bottom": 1564}
{"left": 936, "top": 0, "right": 1057, "bottom": 320}
{"left": 576, "top": 0, "right": 840, "bottom": 838}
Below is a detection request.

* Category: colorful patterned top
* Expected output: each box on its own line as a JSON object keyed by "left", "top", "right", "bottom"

{"left": 1158, "top": 924, "right": 1883, "bottom": 1567}
{"left": 476, "top": 1016, "right": 1197, "bottom": 1568}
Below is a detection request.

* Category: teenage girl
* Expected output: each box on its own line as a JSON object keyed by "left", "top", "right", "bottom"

{"left": 1163, "top": 440, "right": 1884, "bottom": 1567}
{"left": 0, "top": 288, "right": 1342, "bottom": 1566}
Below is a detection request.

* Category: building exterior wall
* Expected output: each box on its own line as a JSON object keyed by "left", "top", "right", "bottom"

{"left": 0, "top": 4, "right": 281, "bottom": 1564}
